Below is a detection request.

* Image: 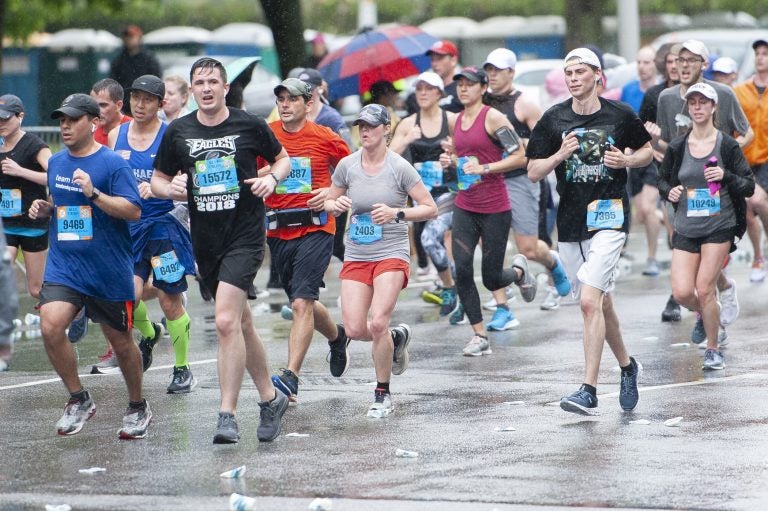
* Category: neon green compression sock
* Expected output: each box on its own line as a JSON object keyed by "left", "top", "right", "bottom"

{"left": 166, "top": 312, "right": 190, "bottom": 368}
{"left": 133, "top": 300, "right": 156, "bottom": 339}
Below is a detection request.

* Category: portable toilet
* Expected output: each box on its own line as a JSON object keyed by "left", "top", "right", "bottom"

{"left": 505, "top": 16, "right": 566, "bottom": 59}
{"left": 0, "top": 46, "right": 44, "bottom": 125}
{"left": 143, "top": 26, "right": 212, "bottom": 71}
{"left": 419, "top": 17, "right": 478, "bottom": 64}
{"left": 38, "top": 29, "right": 121, "bottom": 126}
{"left": 206, "top": 23, "right": 279, "bottom": 76}
{"left": 462, "top": 17, "right": 527, "bottom": 67}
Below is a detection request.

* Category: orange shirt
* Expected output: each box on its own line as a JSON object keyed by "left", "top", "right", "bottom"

{"left": 734, "top": 80, "right": 768, "bottom": 165}
{"left": 263, "top": 120, "right": 351, "bottom": 240}
{"left": 93, "top": 115, "right": 132, "bottom": 146}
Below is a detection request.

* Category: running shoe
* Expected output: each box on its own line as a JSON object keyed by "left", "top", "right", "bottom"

{"left": 327, "top": 324, "right": 351, "bottom": 377}
{"left": 271, "top": 368, "right": 299, "bottom": 402}
{"left": 661, "top": 295, "right": 681, "bottom": 322}
{"left": 482, "top": 287, "right": 516, "bottom": 311}
{"left": 167, "top": 366, "right": 197, "bottom": 394}
{"left": 560, "top": 386, "right": 599, "bottom": 416}
{"left": 439, "top": 287, "right": 459, "bottom": 317}
{"left": 391, "top": 323, "right": 412, "bottom": 376}
{"left": 449, "top": 303, "right": 468, "bottom": 325}
{"left": 462, "top": 334, "right": 492, "bottom": 356}
{"left": 56, "top": 393, "right": 96, "bottom": 435}
{"left": 118, "top": 400, "right": 152, "bottom": 440}
{"left": 691, "top": 314, "right": 706, "bottom": 345}
{"left": 549, "top": 250, "right": 571, "bottom": 296}
{"left": 718, "top": 327, "right": 729, "bottom": 347}
{"left": 619, "top": 357, "right": 641, "bottom": 411}
{"left": 718, "top": 278, "right": 739, "bottom": 327}
{"left": 540, "top": 286, "right": 561, "bottom": 311}
{"left": 280, "top": 304, "right": 293, "bottom": 321}
{"left": 67, "top": 308, "right": 88, "bottom": 343}
{"left": 196, "top": 277, "right": 213, "bottom": 302}
{"left": 421, "top": 282, "right": 443, "bottom": 305}
{"left": 511, "top": 254, "right": 537, "bottom": 302}
{"left": 138, "top": 322, "right": 163, "bottom": 372}
{"left": 366, "top": 388, "right": 393, "bottom": 418}
{"left": 486, "top": 307, "right": 520, "bottom": 331}
{"left": 642, "top": 258, "right": 660, "bottom": 277}
{"left": 257, "top": 391, "right": 289, "bottom": 442}
{"left": 703, "top": 348, "right": 725, "bottom": 370}
{"left": 750, "top": 257, "right": 767, "bottom": 282}
{"left": 91, "top": 349, "right": 120, "bottom": 375}
{"left": 213, "top": 412, "right": 239, "bottom": 444}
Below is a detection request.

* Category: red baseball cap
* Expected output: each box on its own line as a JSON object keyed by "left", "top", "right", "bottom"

{"left": 427, "top": 40, "right": 458, "bottom": 58}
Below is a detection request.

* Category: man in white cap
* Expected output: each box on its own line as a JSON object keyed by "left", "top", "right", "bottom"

{"left": 711, "top": 57, "right": 739, "bottom": 86}
{"left": 734, "top": 38, "right": 768, "bottom": 283}
{"left": 482, "top": 47, "right": 571, "bottom": 327}
{"left": 527, "top": 48, "right": 652, "bottom": 416}
{"left": 656, "top": 39, "right": 751, "bottom": 331}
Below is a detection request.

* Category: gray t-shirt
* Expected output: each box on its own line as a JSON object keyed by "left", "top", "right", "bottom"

{"left": 657, "top": 79, "right": 750, "bottom": 143}
{"left": 332, "top": 149, "right": 421, "bottom": 262}
{"left": 674, "top": 132, "right": 736, "bottom": 237}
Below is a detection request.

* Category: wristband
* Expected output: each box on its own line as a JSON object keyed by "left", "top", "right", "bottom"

{"left": 269, "top": 173, "right": 280, "bottom": 185}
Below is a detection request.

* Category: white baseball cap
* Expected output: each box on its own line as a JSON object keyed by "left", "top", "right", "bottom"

{"left": 712, "top": 56, "right": 738, "bottom": 74}
{"left": 679, "top": 40, "right": 709, "bottom": 61}
{"left": 483, "top": 48, "right": 517, "bottom": 70}
{"left": 684, "top": 82, "right": 718, "bottom": 104}
{"left": 563, "top": 48, "right": 602, "bottom": 70}
{"left": 414, "top": 71, "right": 444, "bottom": 92}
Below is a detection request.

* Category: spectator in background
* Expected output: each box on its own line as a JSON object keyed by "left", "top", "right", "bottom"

{"left": 406, "top": 40, "right": 462, "bottom": 115}
{"left": 366, "top": 80, "right": 403, "bottom": 133}
{"left": 712, "top": 57, "right": 739, "bottom": 87}
{"left": 109, "top": 25, "right": 161, "bottom": 114}
{"left": 621, "top": 46, "right": 659, "bottom": 113}
{"left": 303, "top": 33, "right": 329, "bottom": 69}
{"left": 160, "top": 75, "right": 190, "bottom": 122}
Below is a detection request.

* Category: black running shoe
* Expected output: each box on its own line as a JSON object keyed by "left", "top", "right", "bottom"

{"left": 661, "top": 295, "right": 681, "bottom": 322}
{"left": 328, "top": 324, "right": 351, "bottom": 377}
{"left": 138, "top": 323, "right": 162, "bottom": 372}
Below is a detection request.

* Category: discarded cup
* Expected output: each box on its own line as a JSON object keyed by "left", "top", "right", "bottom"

{"left": 220, "top": 465, "right": 247, "bottom": 479}
{"left": 494, "top": 426, "right": 517, "bottom": 432}
{"left": 503, "top": 401, "right": 525, "bottom": 405}
{"left": 395, "top": 449, "right": 419, "bottom": 458}
{"left": 664, "top": 417, "right": 683, "bottom": 427}
{"left": 12, "top": 318, "right": 21, "bottom": 330}
{"left": 24, "top": 313, "right": 40, "bottom": 326}
{"left": 45, "top": 505, "right": 72, "bottom": 511}
{"left": 629, "top": 419, "right": 651, "bottom": 425}
{"left": 308, "top": 497, "right": 333, "bottom": 511}
{"left": 286, "top": 432, "right": 310, "bottom": 438}
{"left": 670, "top": 343, "right": 688, "bottom": 348}
{"left": 229, "top": 493, "right": 256, "bottom": 511}
{"left": 78, "top": 467, "right": 106, "bottom": 475}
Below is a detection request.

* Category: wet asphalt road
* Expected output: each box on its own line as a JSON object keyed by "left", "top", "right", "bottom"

{"left": 2, "top": 231, "right": 768, "bottom": 511}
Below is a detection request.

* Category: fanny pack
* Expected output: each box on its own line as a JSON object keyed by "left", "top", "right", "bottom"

{"left": 266, "top": 208, "right": 328, "bottom": 230}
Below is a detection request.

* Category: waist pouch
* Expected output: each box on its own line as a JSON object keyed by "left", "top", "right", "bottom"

{"left": 266, "top": 208, "right": 328, "bottom": 230}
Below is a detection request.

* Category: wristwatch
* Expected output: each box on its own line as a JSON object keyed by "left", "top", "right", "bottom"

{"left": 396, "top": 209, "right": 406, "bottom": 223}
{"left": 90, "top": 187, "right": 101, "bottom": 201}
{"left": 483, "top": 164, "right": 491, "bottom": 174}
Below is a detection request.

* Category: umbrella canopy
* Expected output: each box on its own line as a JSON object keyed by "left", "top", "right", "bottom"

{"left": 318, "top": 25, "right": 439, "bottom": 101}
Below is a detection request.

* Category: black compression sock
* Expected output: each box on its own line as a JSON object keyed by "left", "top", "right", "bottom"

{"left": 376, "top": 382, "right": 390, "bottom": 393}
{"left": 70, "top": 389, "right": 89, "bottom": 402}
{"left": 621, "top": 358, "right": 637, "bottom": 375}
{"left": 128, "top": 399, "right": 146, "bottom": 410}
{"left": 579, "top": 383, "right": 597, "bottom": 396}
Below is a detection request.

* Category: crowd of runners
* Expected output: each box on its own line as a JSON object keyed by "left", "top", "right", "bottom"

{"left": 0, "top": 32, "right": 764, "bottom": 440}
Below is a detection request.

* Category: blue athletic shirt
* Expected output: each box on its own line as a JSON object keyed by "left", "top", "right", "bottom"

{"left": 45, "top": 146, "right": 141, "bottom": 301}
{"left": 115, "top": 121, "right": 172, "bottom": 222}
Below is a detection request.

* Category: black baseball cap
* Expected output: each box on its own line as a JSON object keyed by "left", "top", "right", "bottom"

{"left": 296, "top": 68, "right": 323, "bottom": 89}
{"left": 51, "top": 93, "right": 100, "bottom": 119}
{"left": 452, "top": 66, "right": 488, "bottom": 84}
{"left": 128, "top": 75, "right": 165, "bottom": 99}
{"left": 0, "top": 94, "right": 24, "bottom": 120}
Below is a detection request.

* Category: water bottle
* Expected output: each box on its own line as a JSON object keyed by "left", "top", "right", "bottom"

{"left": 706, "top": 156, "right": 721, "bottom": 195}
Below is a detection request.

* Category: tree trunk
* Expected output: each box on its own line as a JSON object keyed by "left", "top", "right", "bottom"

{"left": 260, "top": 0, "right": 305, "bottom": 78}
{"left": 565, "top": 0, "right": 610, "bottom": 51}
{"left": 0, "top": 0, "right": 6, "bottom": 75}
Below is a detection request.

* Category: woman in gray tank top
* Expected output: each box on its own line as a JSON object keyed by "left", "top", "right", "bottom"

{"left": 658, "top": 83, "right": 754, "bottom": 371}
{"left": 324, "top": 104, "right": 437, "bottom": 418}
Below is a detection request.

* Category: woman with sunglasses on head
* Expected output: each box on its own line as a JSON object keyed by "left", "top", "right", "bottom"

{"left": 325, "top": 104, "right": 437, "bottom": 418}
{"left": 658, "top": 82, "right": 754, "bottom": 371}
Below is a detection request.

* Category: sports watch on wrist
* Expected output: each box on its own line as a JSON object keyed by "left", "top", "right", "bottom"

{"left": 90, "top": 187, "right": 101, "bottom": 201}
{"left": 396, "top": 209, "right": 405, "bottom": 223}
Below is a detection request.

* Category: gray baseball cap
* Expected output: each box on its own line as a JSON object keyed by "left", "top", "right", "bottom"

{"left": 0, "top": 94, "right": 23, "bottom": 120}
{"left": 273, "top": 78, "right": 313, "bottom": 100}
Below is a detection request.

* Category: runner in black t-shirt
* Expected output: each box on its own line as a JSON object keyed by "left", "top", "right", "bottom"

{"left": 527, "top": 48, "right": 652, "bottom": 416}
{"left": 152, "top": 57, "right": 290, "bottom": 444}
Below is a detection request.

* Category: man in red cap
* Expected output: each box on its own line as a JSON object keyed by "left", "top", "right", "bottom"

{"left": 406, "top": 40, "right": 462, "bottom": 115}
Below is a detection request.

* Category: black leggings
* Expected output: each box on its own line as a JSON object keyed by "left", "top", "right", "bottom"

{"left": 452, "top": 207, "right": 516, "bottom": 326}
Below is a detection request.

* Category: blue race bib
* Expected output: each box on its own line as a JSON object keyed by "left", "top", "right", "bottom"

{"left": 586, "top": 199, "right": 624, "bottom": 231}
{"left": 276, "top": 157, "right": 313, "bottom": 194}
{"left": 57, "top": 206, "right": 93, "bottom": 241}
{"left": 415, "top": 161, "right": 443, "bottom": 192}
{"left": 686, "top": 188, "right": 720, "bottom": 217}
{"left": 456, "top": 156, "right": 481, "bottom": 190}
{"left": 194, "top": 156, "right": 239, "bottom": 195}
{"left": 0, "top": 189, "right": 22, "bottom": 217}
{"left": 151, "top": 250, "right": 186, "bottom": 283}
{"left": 349, "top": 213, "right": 382, "bottom": 245}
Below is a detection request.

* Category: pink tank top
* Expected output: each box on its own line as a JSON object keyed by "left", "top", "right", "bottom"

{"left": 453, "top": 105, "right": 511, "bottom": 213}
